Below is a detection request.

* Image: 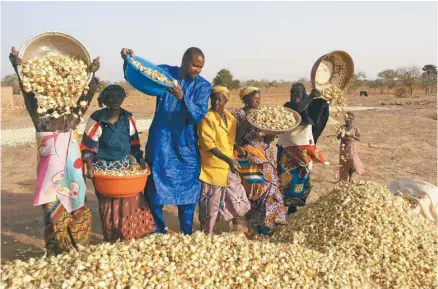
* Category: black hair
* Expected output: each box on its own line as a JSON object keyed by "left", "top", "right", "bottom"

{"left": 98, "top": 85, "right": 127, "bottom": 108}
{"left": 182, "top": 47, "right": 205, "bottom": 62}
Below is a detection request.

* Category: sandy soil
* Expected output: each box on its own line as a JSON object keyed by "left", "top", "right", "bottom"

{"left": 1, "top": 87, "right": 436, "bottom": 261}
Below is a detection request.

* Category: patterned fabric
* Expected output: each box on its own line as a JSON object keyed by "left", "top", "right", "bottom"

{"left": 93, "top": 155, "right": 130, "bottom": 171}
{"left": 81, "top": 108, "right": 143, "bottom": 163}
{"left": 277, "top": 146, "right": 312, "bottom": 209}
{"left": 96, "top": 193, "right": 156, "bottom": 242}
{"left": 36, "top": 130, "right": 86, "bottom": 213}
{"left": 143, "top": 65, "right": 212, "bottom": 206}
{"left": 237, "top": 157, "right": 265, "bottom": 183}
{"left": 231, "top": 108, "right": 286, "bottom": 229}
{"left": 93, "top": 157, "right": 155, "bottom": 242}
{"left": 199, "top": 172, "right": 251, "bottom": 234}
{"left": 338, "top": 126, "right": 365, "bottom": 181}
{"left": 42, "top": 199, "right": 91, "bottom": 256}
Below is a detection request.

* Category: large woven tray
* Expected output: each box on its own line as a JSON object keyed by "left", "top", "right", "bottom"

{"left": 310, "top": 50, "right": 354, "bottom": 90}
{"left": 17, "top": 31, "right": 93, "bottom": 85}
{"left": 247, "top": 107, "right": 302, "bottom": 135}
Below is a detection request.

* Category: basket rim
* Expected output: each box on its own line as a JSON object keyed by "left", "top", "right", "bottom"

{"left": 93, "top": 170, "right": 150, "bottom": 180}
{"left": 247, "top": 106, "right": 302, "bottom": 134}
{"left": 310, "top": 50, "right": 354, "bottom": 91}
{"left": 17, "top": 31, "right": 93, "bottom": 85}
{"left": 125, "top": 54, "right": 175, "bottom": 89}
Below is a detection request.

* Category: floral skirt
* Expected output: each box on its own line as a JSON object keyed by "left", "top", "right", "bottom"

{"left": 199, "top": 173, "right": 251, "bottom": 234}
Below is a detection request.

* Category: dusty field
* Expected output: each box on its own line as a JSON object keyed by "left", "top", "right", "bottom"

{"left": 1, "top": 87, "right": 437, "bottom": 261}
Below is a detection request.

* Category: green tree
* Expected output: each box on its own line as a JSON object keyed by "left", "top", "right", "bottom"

{"left": 377, "top": 69, "right": 397, "bottom": 93}
{"left": 347, "top": 72, "right": 366, "bottom": 95}
{"left": 212, "top": 69, "right": 240, "bottom": 90}
{"left": 1, "top": 74, "right": 20, "bottom": 94}
{"left": 369, "top": 79, "right": 384, "bottom": 94}
{"left": 396, "top": 66, "right": 421, "bottom": 95}
{"left": 421, "top": 64, "right": 437, "bottom": 95}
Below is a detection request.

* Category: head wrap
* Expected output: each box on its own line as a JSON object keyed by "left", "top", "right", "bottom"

{"left": 212, "top": 86, "right": 230, "bottom": 101}
{"left": 239, "top": 86, "right": 260, "bottom": 100}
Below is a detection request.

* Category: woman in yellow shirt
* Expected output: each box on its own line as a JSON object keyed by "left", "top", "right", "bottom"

{"left": 197, "top": 86, "right": 250, "bottom": 234}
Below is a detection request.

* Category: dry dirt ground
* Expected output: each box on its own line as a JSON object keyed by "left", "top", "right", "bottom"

{"left": 1, "top": 87, "right": 436, "bottom": 261}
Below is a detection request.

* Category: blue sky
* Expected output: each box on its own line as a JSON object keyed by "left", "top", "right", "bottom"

{"left": 1, "top": 1, "right": 437, "bottom": 82}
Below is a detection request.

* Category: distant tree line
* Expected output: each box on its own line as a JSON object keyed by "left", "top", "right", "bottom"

{"left": 2, "top": 65, "right": 436, "bottom": 97}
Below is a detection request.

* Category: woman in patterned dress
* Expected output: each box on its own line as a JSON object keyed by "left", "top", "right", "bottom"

{"left": 231, "top": 86, "right": 286, "bottom": 236}
{"left": 337, "top": 112, "right": 365, "bottom": 183}
{"left": 81, "top": 85, "right": 155, "bottom": 242}
{"left": 277, "top": 83, "right": 330, "bottom": 215}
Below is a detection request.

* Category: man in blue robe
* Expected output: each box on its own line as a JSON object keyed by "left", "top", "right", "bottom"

{"left": 121, "top": 47, "right": 212, "bottom": 235}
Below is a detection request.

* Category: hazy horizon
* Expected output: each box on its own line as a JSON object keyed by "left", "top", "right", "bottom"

{"left": 1, "top": 1, "right": 437, "bottom": 82}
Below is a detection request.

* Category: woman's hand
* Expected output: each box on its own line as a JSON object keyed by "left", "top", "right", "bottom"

{"left": 309, "top": 88, "right": 321, "bottom": 99}
{"left": 236, "top": 146, "right": 247, "bottom": 158}
{"left": 85, "top": 160, "right": 94, "bottom": 180}
{"left": 139, "top": 159, "right": 149, "bottom": 170}
{"left": 89, "top": 57, "right": 101, "bottom": 73}
{"left": 121, "top": 48, "right": 134, "bottom": 60}
{"left": 227, "top": 159, "right": 241, "bottom": 174}
{"left": 9, "top": 46, "right": 22, "bottom": 67}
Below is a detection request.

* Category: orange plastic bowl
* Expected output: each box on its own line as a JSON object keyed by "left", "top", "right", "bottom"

{"left": 93, "top": 170, "right": 150, "bottom": 198}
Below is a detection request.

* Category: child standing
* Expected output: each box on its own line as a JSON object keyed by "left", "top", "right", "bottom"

{"left": 337, "top": 112, "right": 365, "bottom": 183}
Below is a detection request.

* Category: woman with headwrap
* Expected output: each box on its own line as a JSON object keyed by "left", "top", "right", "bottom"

{"left": 81, "top": 85, "right": 156, "bottom": 242}
{"left": 277, "top": 83, "right": 330, "bottom": 214}
{"left": 231, "top": 87, "right": 286, "bottom": 236}
{"left": 197, "top": 86, "right": 250, "bottom": 235}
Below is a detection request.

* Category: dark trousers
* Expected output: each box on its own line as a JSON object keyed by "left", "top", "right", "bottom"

{"left": 149, "top": 203, "right": 196, "bottom": 235}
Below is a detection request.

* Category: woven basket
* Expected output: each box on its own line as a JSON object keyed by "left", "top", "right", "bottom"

{"left": 247, "top": 107, "right": 302, "bottom": 135}
{"left": 18, "top": 31, "right": 93, "bottom": 85}
{"left": 310, "top": 50, "right": 354, "bottom": 90}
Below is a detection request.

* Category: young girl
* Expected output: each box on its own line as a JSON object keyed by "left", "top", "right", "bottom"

{"left": 197, "top": 86, "right": 250, "bottom": 234}
{"left": 81, "top": 85, "right": 155, "bottom": 242}
{"left": 337, "top": 112, "right": 365, "bottom": 183}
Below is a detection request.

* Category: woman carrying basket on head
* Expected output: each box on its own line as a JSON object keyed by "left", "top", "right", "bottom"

{"left": 231, "top": 86, "right": 287, "bottom": 237}
{"left": 81, "top": 85, "right": 155, "bottom": 242}
{"left": 197, "top": 86, "right": 250, "bottom": 235}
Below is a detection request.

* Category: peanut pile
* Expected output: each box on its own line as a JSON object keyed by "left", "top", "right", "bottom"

{"left": 94, "top": 168, "right": 149, "bottom": 177}
{"left": 131, "top": 58, "right": 178, "bottom": 87}
{"left": 315, "top": 54, "right": 349, "bottom": 116}
{"left": 1, "top": 182, "right": 436, "bottom": 289}
{"left": 21, "top": 55, "right": 90, "bottom": 120}
{"left": 247, "top": 105, "right": 297, "bottom": 132}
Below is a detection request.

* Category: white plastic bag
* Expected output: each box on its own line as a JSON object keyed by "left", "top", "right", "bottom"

{"left": 387, "top": 178, "right": 438, "bottom": 224}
